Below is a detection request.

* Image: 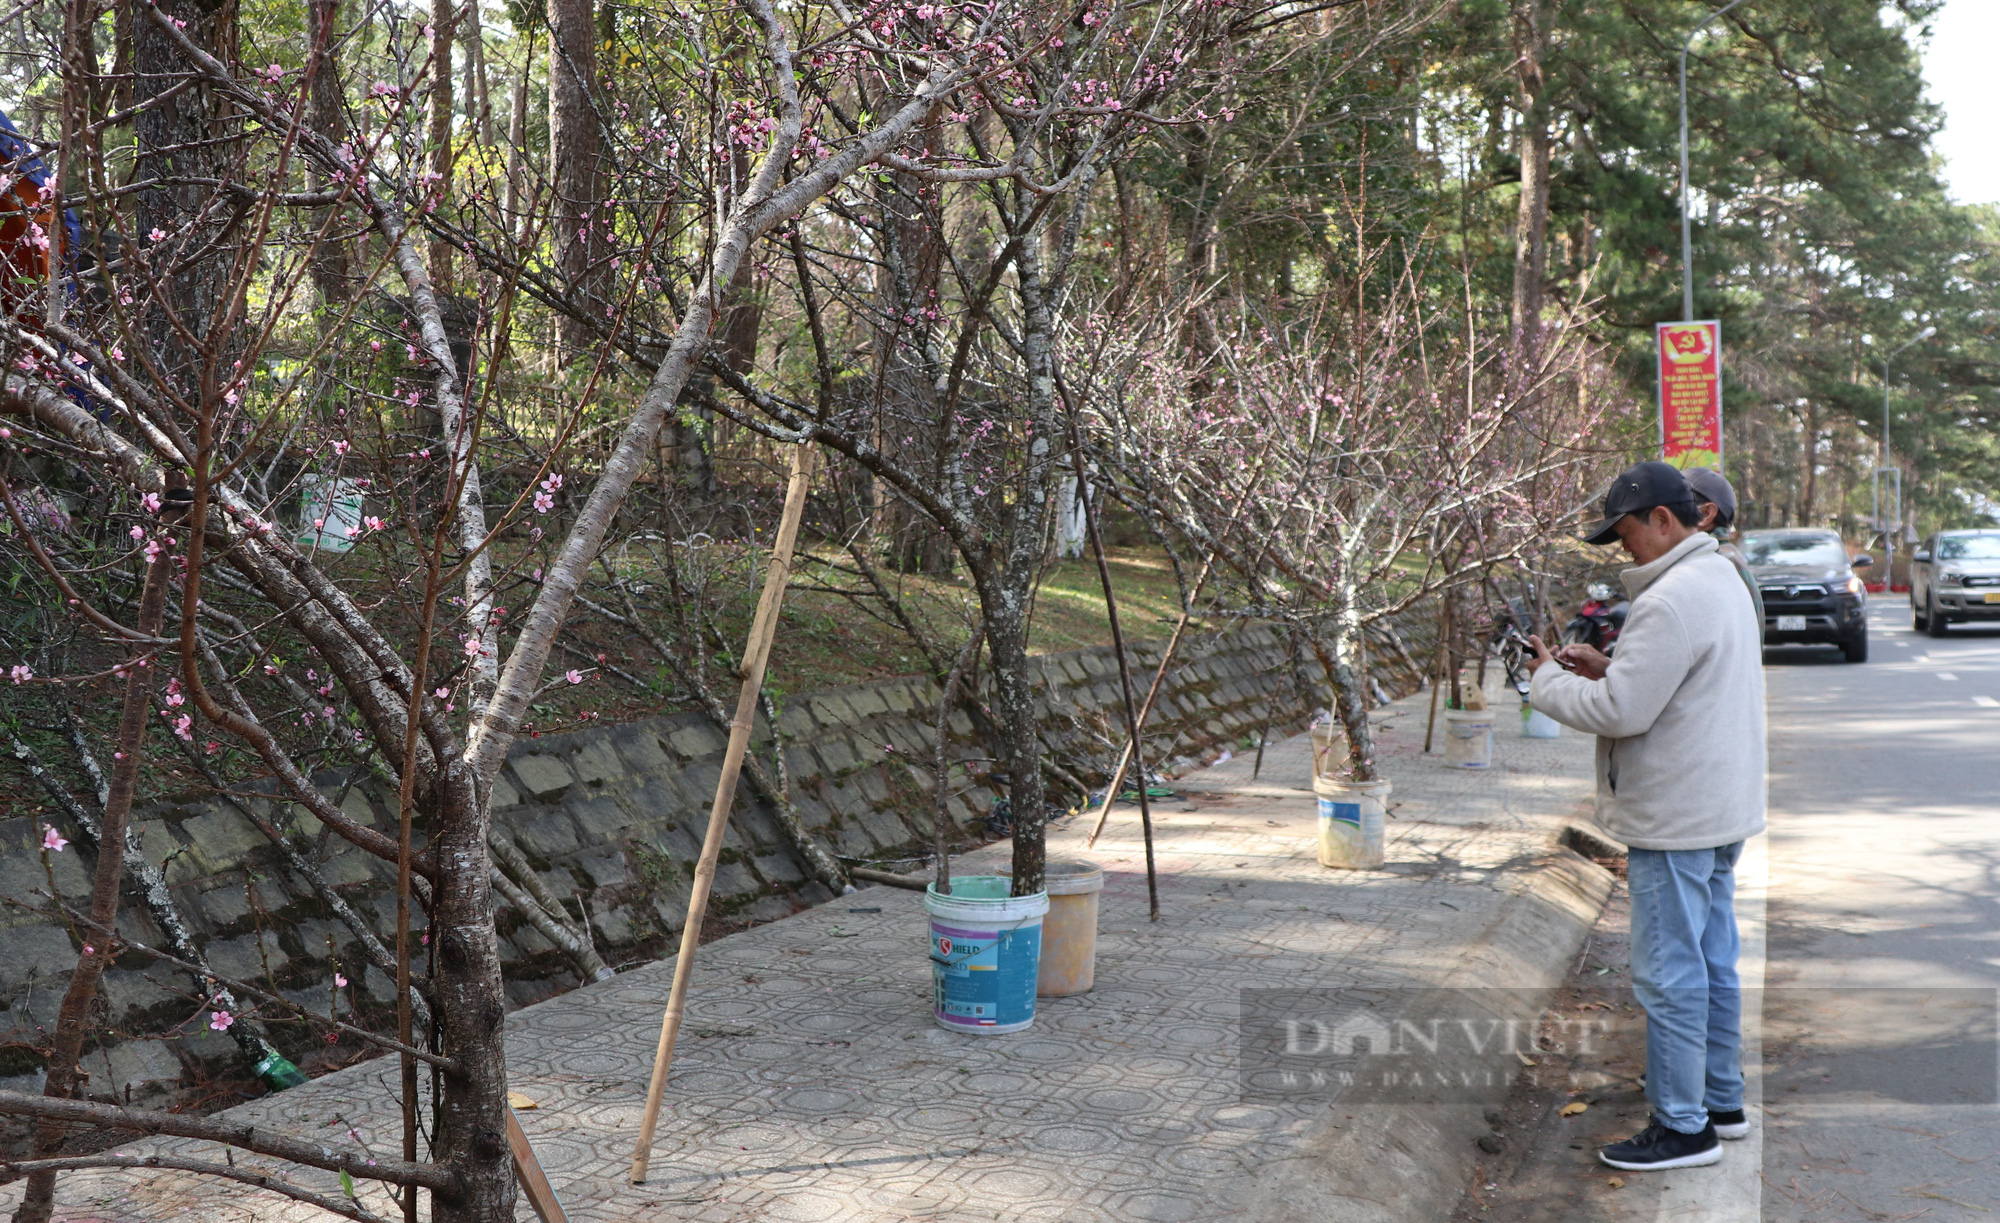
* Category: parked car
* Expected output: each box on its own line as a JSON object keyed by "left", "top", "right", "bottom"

{"left": 1909, "top": 529, "right": 2000, "bottom": 636}
{"left": 1739, "top": 529, "right": 1870, "bottom": 662}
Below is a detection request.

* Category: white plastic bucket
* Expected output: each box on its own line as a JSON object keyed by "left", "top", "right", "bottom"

{"left": 926, "top": 876, "right": 1048, "bottom": 1034}
{"left": 1037, "top": 860, "right": 1103, "bottom": 997}
{"left": 1522, "top": 706, "right": 1562, "bottom": 739}
{"left": 1310, "top": 723, "right": 1348, "bottom": 779}
{"left": 1316, "top": 776, "right": 1392, "bottom": 870}
{"left": 1443, "top": 709, "right": 1494, "bottom": 768}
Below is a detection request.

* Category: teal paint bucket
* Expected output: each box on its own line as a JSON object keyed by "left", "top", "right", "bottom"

{"left": 925, "top": 876, "right": 1049, "bottom": 1034}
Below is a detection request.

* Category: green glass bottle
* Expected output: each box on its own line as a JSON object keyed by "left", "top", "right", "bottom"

{"left": 253, "top": 1051, "right": 309, "bottom": 1090}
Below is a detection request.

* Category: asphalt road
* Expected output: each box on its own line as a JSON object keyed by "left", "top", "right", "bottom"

{"left": 1755, "top": 599, "right": 2000, "bottom": 1219}
{"left": 1450, "top": 597, "right": 2000, "bottom": 1222}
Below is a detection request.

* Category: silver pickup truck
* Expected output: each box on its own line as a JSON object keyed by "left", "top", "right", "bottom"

{"left": 1910, "top": 529, "right": 2000, "bottom": 636}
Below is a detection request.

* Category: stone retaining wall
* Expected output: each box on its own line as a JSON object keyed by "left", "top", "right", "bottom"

{"left": 0, "top": 624, "right": 1313, "bottom": 1102}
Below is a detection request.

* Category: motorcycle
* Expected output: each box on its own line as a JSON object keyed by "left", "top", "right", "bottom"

{"left": 1562, "top": 582, "right": 1629, "bottom": 656}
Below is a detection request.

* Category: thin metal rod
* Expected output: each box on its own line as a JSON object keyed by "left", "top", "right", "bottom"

{"left": 631, "top": 445, "right": 816, "bottom": 1183}
{"left": 1065, "top": 423, "right": 1159, "bottom": 920}
{"left": 1083, "top": 461, "right": 1266, "bottom": 850}
{"left": 1880, "top": 326, "right": 1933, "bottom": 579}
{"left": 1680, "top": 0, "right": 1750, "bottom": 323}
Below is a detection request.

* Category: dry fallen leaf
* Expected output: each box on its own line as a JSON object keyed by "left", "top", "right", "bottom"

{"left": 507, "top": 1091, "right": 537, "bottom": 1110}
{"left": 1607, "top": 1177, "right": 1625, "bottom": 1190}
{"left": 1559, "top": 1101, "right": 1589, "bottom": 1117}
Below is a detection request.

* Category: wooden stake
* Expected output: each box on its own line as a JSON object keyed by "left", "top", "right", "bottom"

{"left": 630, "top": 444, "right": 815, "bottom": 1183}
{"left": 1424, "top": 596, "right": 1450, "bottom": 753}
{"left": 508, "top": 1105, "right": 569, "bottom": 1223}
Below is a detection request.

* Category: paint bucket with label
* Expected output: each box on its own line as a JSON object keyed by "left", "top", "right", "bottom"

{"left": 1443, "top": 709, "right": 1495, "bottom": 768}
{"left": 926, "top": 876, "right": 1048, "bottom": 1034}
{"left": 1315, "top": 776, "right": 1392, "bottom": 870}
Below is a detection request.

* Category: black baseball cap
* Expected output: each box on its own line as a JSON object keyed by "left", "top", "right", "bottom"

{"left": 1582, "top": 461, "right": 1697, "bottom": 545}
{"left": 1683, "top": 467, "right": 1737, "bottom": 528}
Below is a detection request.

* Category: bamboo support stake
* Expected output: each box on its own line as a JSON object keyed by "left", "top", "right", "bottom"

{"left": 630, "top": 444, "right": 815, "bottom": 1183}
{"left": 1424, "top": 596, "right": 1449, "bottom": 753}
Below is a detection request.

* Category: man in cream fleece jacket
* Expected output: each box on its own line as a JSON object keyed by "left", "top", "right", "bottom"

{"left": 1526, "top": 460, "right": 1767, "bottom": 1173}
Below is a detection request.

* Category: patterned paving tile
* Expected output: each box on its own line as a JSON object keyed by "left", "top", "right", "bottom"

{"left": 3, "top": 690, "right": 1594, "bottom": 1221}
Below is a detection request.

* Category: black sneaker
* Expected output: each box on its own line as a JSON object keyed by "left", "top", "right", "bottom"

{"left": 1597, "top": 1117, "right": 1722, "bottom": 1171}
{"left": 1709, "top": 1108, "right": 1750, "bottom": 1140}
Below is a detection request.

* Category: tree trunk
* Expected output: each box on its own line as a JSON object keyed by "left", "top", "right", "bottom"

{"left": 993, "top": 213, "right": 1061, "bottom": 897}
{"left": 664, "top": 388, "right": 718, "bottom": 504}
{"left": 985, "top": 605, "right": 1047, "bottom": 894}
{"left": 869, "top": 166, "right": 953, "bottom": 575}
{"left": 427, "top": 0, "right": 457, "bottom": 293}
{"left": 503, "top": 60, "right": 529, "bottom": 238}
{"left": 463, "top": 0, "right": 491, "bottom": 145}
{"left": 110, "top": 0, "right": 133, "bottom": 112}
{"left": 547, "top": 0, "right": 602, "bottom": 359}
{"left": 1799, "top": 401, "right": 1820, "bottom": 524}
{"left": 133, "top": 0, "right": 238, "bottom": 381}
{"left": 13, "top": 555, "right": 168, "bottom": 1223}
{"left": 424, "top": 765, "right": 516, "bottom": 1223}
{"left": 306, "top": 0, "right": 353, "bottom": 303}
{"left": 1508, "top": 0, "right": 1550, "bottom": 380}
{"left": 1312, "top": 618, "right": 1379, "bottom": 784}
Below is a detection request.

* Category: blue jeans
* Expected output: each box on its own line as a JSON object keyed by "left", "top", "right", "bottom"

{"left": 1627, "top": 842, "right": 1744, "bottom": 1134}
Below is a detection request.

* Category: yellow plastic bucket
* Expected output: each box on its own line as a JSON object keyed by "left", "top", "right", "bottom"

{"left": 1036, "top": 860, "right": 1104, "bottom": 997}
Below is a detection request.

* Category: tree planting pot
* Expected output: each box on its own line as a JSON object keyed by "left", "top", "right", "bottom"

{"left": 1314, "top": 775, "right": 1392, "bottom": 870}
{"left": 926, "top": 876, "right": 1048, "bottom": 1034}
{"left": 1443, "top": 708, "right": 1495, "bottom": 768}
{"left": 1035, "top": 860, "right": 1105, "bottom": 997}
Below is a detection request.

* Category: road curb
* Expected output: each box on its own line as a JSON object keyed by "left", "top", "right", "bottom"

{"left": 1239, "top": 829, "right": 1615, "bottom": 1223}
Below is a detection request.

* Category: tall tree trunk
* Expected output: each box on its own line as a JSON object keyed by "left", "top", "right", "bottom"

{"left": 547, "top": 0, "right": 601, "bottom": 360}
{"left": 1797, "top": 400, "right": 1821, "bottom": 525}
{"left": 869, "top": 166, "right": 952, "bottom": 574}
{"left": 133, "top": 0, "right": 238, "bottom": 384}
{"left": 427, "top": 0, "right": 457, "bottom": 293}
{"left": 13, "top": 555, "right": 169, "bottom": 1223}
{"left": 462, "top": 0, "right": 491, "bottom": 145}
{"left": 306, "top": 0, "right": 353, "bottom": 302}
{"left": 993, "top": 213, "right": 1061, "bottom": 896}
{"left": 1508, "top": 0, "right": 1550, "bottom": 381}
{"left": 110, "top": 0, "right": 133, "bottom": 111}
{"left": 503, "top": 56, "right": 529, "bottom": 238}
{"left": 664, "top": 388, "right": 718, "bottom": 504}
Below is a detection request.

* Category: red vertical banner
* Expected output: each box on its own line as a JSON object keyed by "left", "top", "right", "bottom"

{"left": 1656, "top": 320, "right": 1722, "bottom": 470}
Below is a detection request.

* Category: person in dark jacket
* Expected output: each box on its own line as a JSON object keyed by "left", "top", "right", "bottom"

{"left": 1685, "top": 468, "right": 1763, "bottom": 642}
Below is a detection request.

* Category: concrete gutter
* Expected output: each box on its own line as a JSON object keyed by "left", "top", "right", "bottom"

{"left": 1237, "top": 832, "right": 1614, "bottom": 1221}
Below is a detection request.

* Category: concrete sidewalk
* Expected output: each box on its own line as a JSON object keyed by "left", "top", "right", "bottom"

{"left": 11, "top": 692, "right": 1613, "bottom": 1223}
